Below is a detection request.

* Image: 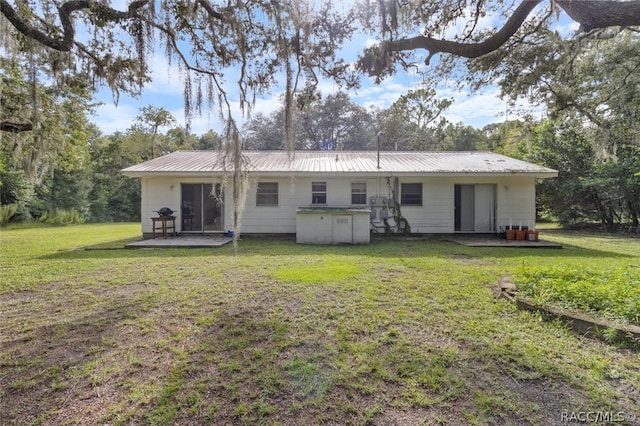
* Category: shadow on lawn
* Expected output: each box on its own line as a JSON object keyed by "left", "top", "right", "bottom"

{"left": 38, "top": 236, "right": 636, "bottom": 261}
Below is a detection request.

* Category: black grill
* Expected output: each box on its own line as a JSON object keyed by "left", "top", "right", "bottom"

{"left": 155, "top": 207, "right": 175, "bottom": 218}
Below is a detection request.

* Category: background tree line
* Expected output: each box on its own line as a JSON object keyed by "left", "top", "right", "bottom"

{"left": 0, "top": 58, "right": 222, "bottom": 224}
{"left": 2, "top": 87, "right": 639, "bottom": 232}
{"left": 2, "top": 25, "right": 640, "bottom": 231}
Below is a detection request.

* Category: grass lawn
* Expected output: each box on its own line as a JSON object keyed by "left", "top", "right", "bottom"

{"left": 1, "top": 224, "right": 639, "bottom": 425}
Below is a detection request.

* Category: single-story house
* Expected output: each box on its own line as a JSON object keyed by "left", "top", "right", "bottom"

{"left": 121, "top": 150, "right": 558, "bottom": 243}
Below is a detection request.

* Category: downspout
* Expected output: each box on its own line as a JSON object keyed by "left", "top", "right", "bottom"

{"left": 377, "top": 131, "right": 382, "bottom": 170}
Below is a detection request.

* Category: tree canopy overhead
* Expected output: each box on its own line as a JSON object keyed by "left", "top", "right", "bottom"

{"left": 1, "top": 0, "right": 357, "bottom": 145}
{"left": 361, "top": 1, "right": 640, "bottom": 72}
{"left": 3, "top": 0, "right": 640, "bottom": 138}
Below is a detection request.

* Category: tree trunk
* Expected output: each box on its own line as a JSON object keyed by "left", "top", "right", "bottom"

{"left": 628, "top": 200, "right": 639, "bottom": 231}
{"left": 377, "top": 0, "right": 640, "bottom": 69}
{"left": 556, "top": 1, "right": 640, "bottom": 31}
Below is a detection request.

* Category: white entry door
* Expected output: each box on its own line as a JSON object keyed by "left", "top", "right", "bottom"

{"left": 332, "top": 215, "right": 353, "bottom": 244}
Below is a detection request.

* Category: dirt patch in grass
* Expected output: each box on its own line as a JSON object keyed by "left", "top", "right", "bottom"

{"left": 1, "top": 283, "right": 156, "bottom": 423}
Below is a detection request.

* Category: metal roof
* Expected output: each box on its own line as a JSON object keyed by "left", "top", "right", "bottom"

{"left": 121, "top": 150, "right": 558, "bottom": 178}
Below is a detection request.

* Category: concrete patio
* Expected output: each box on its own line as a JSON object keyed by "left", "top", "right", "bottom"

{"left": 125, "top": 235, "right": 234, "bottom": 248}
{"left": 449, "top": 235, "right": 562, "bottom": 248}
{"left": 124, "top": 233, "right": 562, "bottom": 249}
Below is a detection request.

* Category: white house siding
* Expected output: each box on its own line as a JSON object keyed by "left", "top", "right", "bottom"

{"left": 240, "top": 177, "right": 382, "bottom": 234}
{"left": 240, "top": 178, "right": 299, "bottom": 234}
{"left": 496, "top": 177, "right": 538, "bottom": 230}
{"left": 141, "top": 177, "right": 226, "bottom": 235}
{"left": 124, "top": 151, "right": 557, "bottom": 239}
{"left": 237, "top": 175, "right": 539, "bottom": 235}
{"left": 398, "top": 177, "right": 453, "bottom": 233}
{"left": 139, "top": 175, "right": 539, "bottom": 236}
{"left": 140, "top": 177, "right": 182, "bottom": 234}
{"left": 395, "top": 176, "right": 538, "bottom": 234}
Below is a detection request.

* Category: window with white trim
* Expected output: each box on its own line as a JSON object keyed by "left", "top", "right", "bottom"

{"left": 351, "top": 182, "right": 367, "bottom": 205}
{"left": 256, "top": 182, "right": 278, "bottom": 206}
{"left": 401, "top": 183, "right": 423, "bottom": 206}
{"left": 312, "top": 181, "right": 327, "bottom": 204}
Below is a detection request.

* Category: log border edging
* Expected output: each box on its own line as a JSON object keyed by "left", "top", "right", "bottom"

{"left": 497, "top": 275, "right": 640, "bottom": 349}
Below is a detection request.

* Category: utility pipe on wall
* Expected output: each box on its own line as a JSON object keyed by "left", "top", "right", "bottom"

{"left": 377, "top": 131, "right": 382, "bottom": 169}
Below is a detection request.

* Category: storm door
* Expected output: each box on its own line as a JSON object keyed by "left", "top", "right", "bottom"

{"left": 181, "top": 184, "right": 224, "bottom": 232}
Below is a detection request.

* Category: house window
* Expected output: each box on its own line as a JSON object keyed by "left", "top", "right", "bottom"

{"left": 312, "top": 181, "right": 327, "bottom": 204}
{"left": 351, "top": 183, "right": 367, "bottom": 205}
{"left": 256, "top": 182, "right": 278, "bottom": 206}
{"left": 401, "top": 183, "right": 422, "bottom": 206}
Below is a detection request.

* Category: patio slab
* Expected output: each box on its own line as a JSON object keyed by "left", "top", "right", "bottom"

{"left": 449, "top": 236, "right": 562, "bottom": 248}
{"left": 126, "top": 235, "right": 233, "bottom": 248}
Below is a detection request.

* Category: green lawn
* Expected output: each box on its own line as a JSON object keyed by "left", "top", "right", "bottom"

{"left": 1, "top": 224, "right": 639, "bottom": 425}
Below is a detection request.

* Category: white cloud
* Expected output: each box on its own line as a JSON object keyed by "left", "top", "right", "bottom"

{"left": 441, "top": 87, "right": 544, "bottom": 127}
{"left": 364, "top": 38, "right": 380, "bottom": 49}
{"left": 443, "top": 90, "right": 507, "bottom": 125}
{"left": 553, "top": 21, "right": 580, "bottom": 38}
{"left": 353, "top": 79, "right": 416, "bottom": 109}
{"left": 91, "top": 102, "right": 139, "bottom": 135}
{"left": 92, "top": 71, "right": 521, "bottom": 136}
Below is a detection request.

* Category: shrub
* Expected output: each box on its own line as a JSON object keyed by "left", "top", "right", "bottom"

{"left": 0, "top": 203, "right": 18, "bottom": 225}
{"left": 37, "top": 209, "right": 86, "bottom": 225}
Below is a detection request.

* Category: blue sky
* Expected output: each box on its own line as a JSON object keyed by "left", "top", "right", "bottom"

{"left": 89, "top": 3, "right": 574, "bottom": 137}
{"left": 90, "top": 54, "right": 521, "bottom": 136}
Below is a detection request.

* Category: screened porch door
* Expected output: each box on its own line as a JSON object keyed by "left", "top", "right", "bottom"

{"left": 181, "top": 184, "right": 224, "bottom": 232}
